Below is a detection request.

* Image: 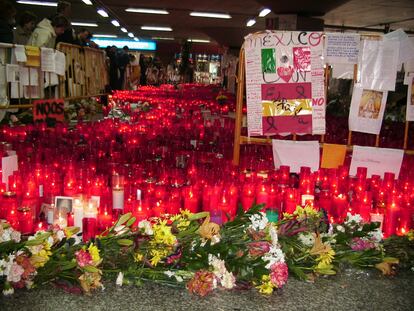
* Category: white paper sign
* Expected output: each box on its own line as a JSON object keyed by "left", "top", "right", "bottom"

{"left": 349, "top": 145, "right": 404, "bottom": 178}
{"left": 272, "top": 139, "right": 320, "bottom": 173}
{"left": 349, "top": 85, "right": 387, "bottom": 135}
{"left": 6, "top": 64, "right": 19, "bottom": 82}
{"left": 10, "top": 82, "right": 23, "bottom": 98}
{"left": 14, "top": 45, "right": 27, "bottom": 62}
{"left": 44, "top": 72, "right": 59, "bottom": 87}
{"left": 384, "top": 29, "right": 414, "bottom": 67}
{"left": 332, "top": 63, "right": 354, "bottom": 79}
{"left": 360, "top": 39, "right": 400, "bottom": 91}
{"left": 2, "top": 155, "right": 18, "bottom": 190}
{"left": 403, "top": 72, "right": 413, "bottom": 85}
{"left": 325, "top": 33, "right": 360, "bottom": 64}
{"left": 40, "top": 48, "right": 56, "bottom": 72}
{"left": 54, "top": 50, "right": 66, "bottom": 76}
{"left": 407, "top": 75, "right": 414, "bottom": 121}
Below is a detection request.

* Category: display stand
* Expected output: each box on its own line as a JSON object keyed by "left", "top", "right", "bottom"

{"left": 232, "top": 34, "right": 413, "bottom": 166}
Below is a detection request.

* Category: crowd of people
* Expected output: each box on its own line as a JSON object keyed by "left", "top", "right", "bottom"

{"left": 0, "top": 0, "right": 96, "bottom": 48}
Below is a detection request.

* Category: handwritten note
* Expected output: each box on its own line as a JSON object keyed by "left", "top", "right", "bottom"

{"left": 321, "top": 143, "right": 347, "bottom": 168}
{"left": 272, "top": 139, "right": 320, "bottom": 173}
{"left": 349, "top": 85, "right": 388, "bottom": 135}
{"left": 25, "top": 46, "right": 40, "bottom": 67}
{"left": 349, "top": 145, "right": 404, "bottom": 178}
{"left": 14, "top": 45, "right": 27, "bottom": 62}
{"left": 325, "top": 33, "right": 360, "bottom": 64}
{"left": 360, "top": 39, "right": 400, "bottom": 91}
{"left": 40, "top": 48, "right": 55, "bottom": 72}
{"left": 19, "top": 67, "right": 38, "bottom": 86}
{"left": 54, "top": 50, "right": 66, "bottom": 76}
{"left": 6, "top": 64, "right": 19, "bottom": 82}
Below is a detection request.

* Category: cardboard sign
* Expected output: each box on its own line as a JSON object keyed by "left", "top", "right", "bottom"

{"left": 321, "top": 143, "right": 347, "bottom": 169}
{"left": 349, "top": 145, "right": 404, "bottom": 178}
{"left": 33, "top": 99, "right": 65, "bottom": 123}
{"left": 272, "top": 139, "right": 320, "bottom": 173}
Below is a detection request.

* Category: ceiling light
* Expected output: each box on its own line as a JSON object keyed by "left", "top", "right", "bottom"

{"left": 16, "top": 0, "right": 57, "bottom": 6}
{"left": 187, "top": 38, "right": 210, "bottom": 43}
{"left": 82, "top": 0, "right": 92, "bottom": 5}
{"left": 72, "top": 22, "right": 98, "bottom": 27}
{"left": 92, "top": 38, "right": 156, "bottom": 51}
{"left": 141, "top": 26, "right": 173, "bottom": 31}
{"left": 259, "top": 8, "right": 271, "bottom": 17}
{"left": 128, "top": 33, "right": 134, "bottom": 38}
{"left": 121, "top": 27, "right": 128, "bottom": 33}
{"left": 190, "top": 12, "right": 231, "bottom": 19}
{"left": 246, "top": 19, "right": 256, "bottom": 27}
{"left": 111, "top": 20, "right": 120, "bottom": 27}
{"left": 93, "top": 34, "right": 117, "bottom": 38}
{"left": 134, "top": 37, "right": 139, "bottom": 41}
{"left": 125, "top": 8, "right": 169, "bottom": 15}
{"left": 97, "top": 9, "right": 108, "bottom": 18}
{"left": 152, "top": 37, "right": 174, "bottom": 40}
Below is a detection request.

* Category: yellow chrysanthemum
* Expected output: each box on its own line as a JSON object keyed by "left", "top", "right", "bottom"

{"left": 317, "top": 249, "right": 335, "bottom": 266}
{"left": 88, "top": 244, "right": 100, "bottom": 263}
{"left": 152, "top": 221, "right": 177, "bottom": 246}
{"left": 133, "top": 252, "right": 144, "bottom": 262}
{"left": 29, "top": 242, "right": 52, "bottom": 268}
{"left": 150, "top": 250, "right": 164, "bottom": 266}
{"left": 256, "top": 275, "right": 274, "bottom": 295}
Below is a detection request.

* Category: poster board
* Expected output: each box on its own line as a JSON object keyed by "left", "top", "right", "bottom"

{"left": 33, "top": 99, "right": 65, "bottom": 123}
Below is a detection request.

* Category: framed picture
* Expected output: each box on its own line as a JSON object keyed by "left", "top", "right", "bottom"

{"left": 55, "top": 196, "right": 73, "bottom": 213}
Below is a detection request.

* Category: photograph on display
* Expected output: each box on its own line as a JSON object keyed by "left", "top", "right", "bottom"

{"left": 411, "top": 80, "right": 414, "bottom": 105}
{"left": 358, "top": 89, "right": 383, "bottom": 119}
{"left": 55, "top": 196, "right": 73, "bottom": 213}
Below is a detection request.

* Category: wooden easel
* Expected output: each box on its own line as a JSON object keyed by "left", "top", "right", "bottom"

{"left": 232, "top": 33, "right": 413, "bottom": 166}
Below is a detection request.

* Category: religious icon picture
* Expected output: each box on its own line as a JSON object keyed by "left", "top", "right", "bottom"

{"left": 358, "top": 89, "right": 383, "bottom": 119}
{"left": 55, "top": 196, "right": 73, "bottom": 213}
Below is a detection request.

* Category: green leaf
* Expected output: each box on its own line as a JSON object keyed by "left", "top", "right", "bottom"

{"left": 25, "top": 239, "right": 45, "bottom": 246}
{"left": 115, "top": 213, "right": 133, "bottom": 227}
{"left": 117, "top": 239, "right": 134, "bottom": 246}
{"left": 83, "top": 265, "right": 100, "bottom": 273}
{"left": 188, "top": 211, "right": 209, "bottom": 221}
{"left": 126, "top": 217, "right": 137, "bottom": 227}
{"left": 59, "top": 261, "right": 77, "bottom": 271}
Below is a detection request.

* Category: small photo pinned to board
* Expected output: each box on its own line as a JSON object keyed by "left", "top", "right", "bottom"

{"left": 55, "top": 196, "right": 73, "bottom": 213}
{"left": 358, "top": 89, "right": 383, "bottom": 119}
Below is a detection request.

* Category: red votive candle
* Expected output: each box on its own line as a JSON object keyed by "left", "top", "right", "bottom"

{"left": 18, "top": 207, "right": 33, "bottom": 234}
{"left": 383, "top": 195, "right": 400, "bottom": 238}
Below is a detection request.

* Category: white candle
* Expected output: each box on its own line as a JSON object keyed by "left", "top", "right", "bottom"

{"left": 113, "top": 188, "right": 124, "bottom": 210}
{"left": 73, "top": 199, "right": 84, "bottom": 231}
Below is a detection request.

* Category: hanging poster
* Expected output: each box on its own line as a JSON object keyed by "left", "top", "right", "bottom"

{"left": 244, "top": 31, "right": 325, "bottom": 136}
{"left": 359, "top": 39, "right": 400, "bottom": 91}
{"left": 407, "top": 75, "right": 414, "bottom": 121}
{"left": 272, "top": 139, "right": 320, "bottom": 173}
{"left": 349, "top": 146, "right": 404, "bottom": 178}
{"left": 349, "top": 85, "right": 388, "bottom": 135}
{"left": 325, "top": 33, "right": 360, "bottom": 64}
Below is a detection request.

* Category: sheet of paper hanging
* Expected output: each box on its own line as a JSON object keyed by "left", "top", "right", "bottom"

{"left": 360, "top": 38, "right": 400, "bottom": 91}
{"left": 19, "top": 66, "right": 29, "bottom": 85}
{"left": 54, "top": 50, "right": 66, "bottom": 76}
{"left": 0, "top": 64, "right": 6, "bottom": 103}
{"left": 332, "top": 63, "right": 354, "bottom": 79}
{"left": 40, "top": 47, "right": 56, "bottom": 72}
{"left": 407, "top": 74, "right": 414, "bottom": 121}
{"left": 44, "top": 72, "right": 59, "bottom": 87}
{"left": 348, "top": 84, "right": 388, "bottom": 135}
{"left": 244, "top": 34, "right": 263, "bottom": 136}
{"left": 324, "top": 33, "right": 360, "bottom": 64}
{"left": 24, "top": 85, "right": 40, "bottom": 99}
{"left": 10, "top": 82, "right": 23, "bottom": 98}
{"left": 14, "top": 45, "right": 27, "bottom": 62}
{"left": 310, "top": 34, "right": 326, "bottom": 135}
{"left": 383, "top": 29, "right": 414, "bottom": 67}
{"left": 0, "top": 48, "right": 6, "bottom": 64}
{"left": 6, "top": 64, "right": 19, "bottom": 82}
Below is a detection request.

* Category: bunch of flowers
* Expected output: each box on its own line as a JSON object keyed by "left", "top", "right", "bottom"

{"left": 0, "top": 205, "right": 412, "bottom": 298}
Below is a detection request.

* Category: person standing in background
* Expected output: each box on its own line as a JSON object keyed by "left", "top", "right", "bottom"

{"left": 117, "top": 46, "right": 130, "bottom": 90}
{"left": 13, "top": 11, "right": 37, "bottom": 45}
{"left": 0, "top": 0, "right": 16, "bottom": 44}
{"left": 73, "top": 28, "right": 92, "bottom": 46}
{"left": 55, "top": 1, "right": 75, "bottom": 45}
{"left": 28, "top": 15, "right": 69, "bottom": 48}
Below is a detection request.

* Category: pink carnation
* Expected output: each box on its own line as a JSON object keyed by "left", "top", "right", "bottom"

{"left": 270, "top": 262, "right": 288, "bottom": 288}
{"left": 350, "top": 237, "right": 376, "bottom": 251}
{"left": 75, "top": 249, "right": 93, "bottom": 267}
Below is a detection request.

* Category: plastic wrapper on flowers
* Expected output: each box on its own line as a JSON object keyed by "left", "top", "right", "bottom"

{"left": 0, "top": 206, "right": 413, "bottom": 297}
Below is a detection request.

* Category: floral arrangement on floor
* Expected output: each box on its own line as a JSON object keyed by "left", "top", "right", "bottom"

{"left": 0, "top": 205, "right": 413, "bottom": 297}
{"left": 65, "top": 98, "right": 102, "bottom": 122}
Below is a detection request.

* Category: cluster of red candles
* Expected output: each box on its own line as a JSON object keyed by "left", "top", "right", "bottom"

{"left": 0, "top": 85, "right": 412, "bottom": 240}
